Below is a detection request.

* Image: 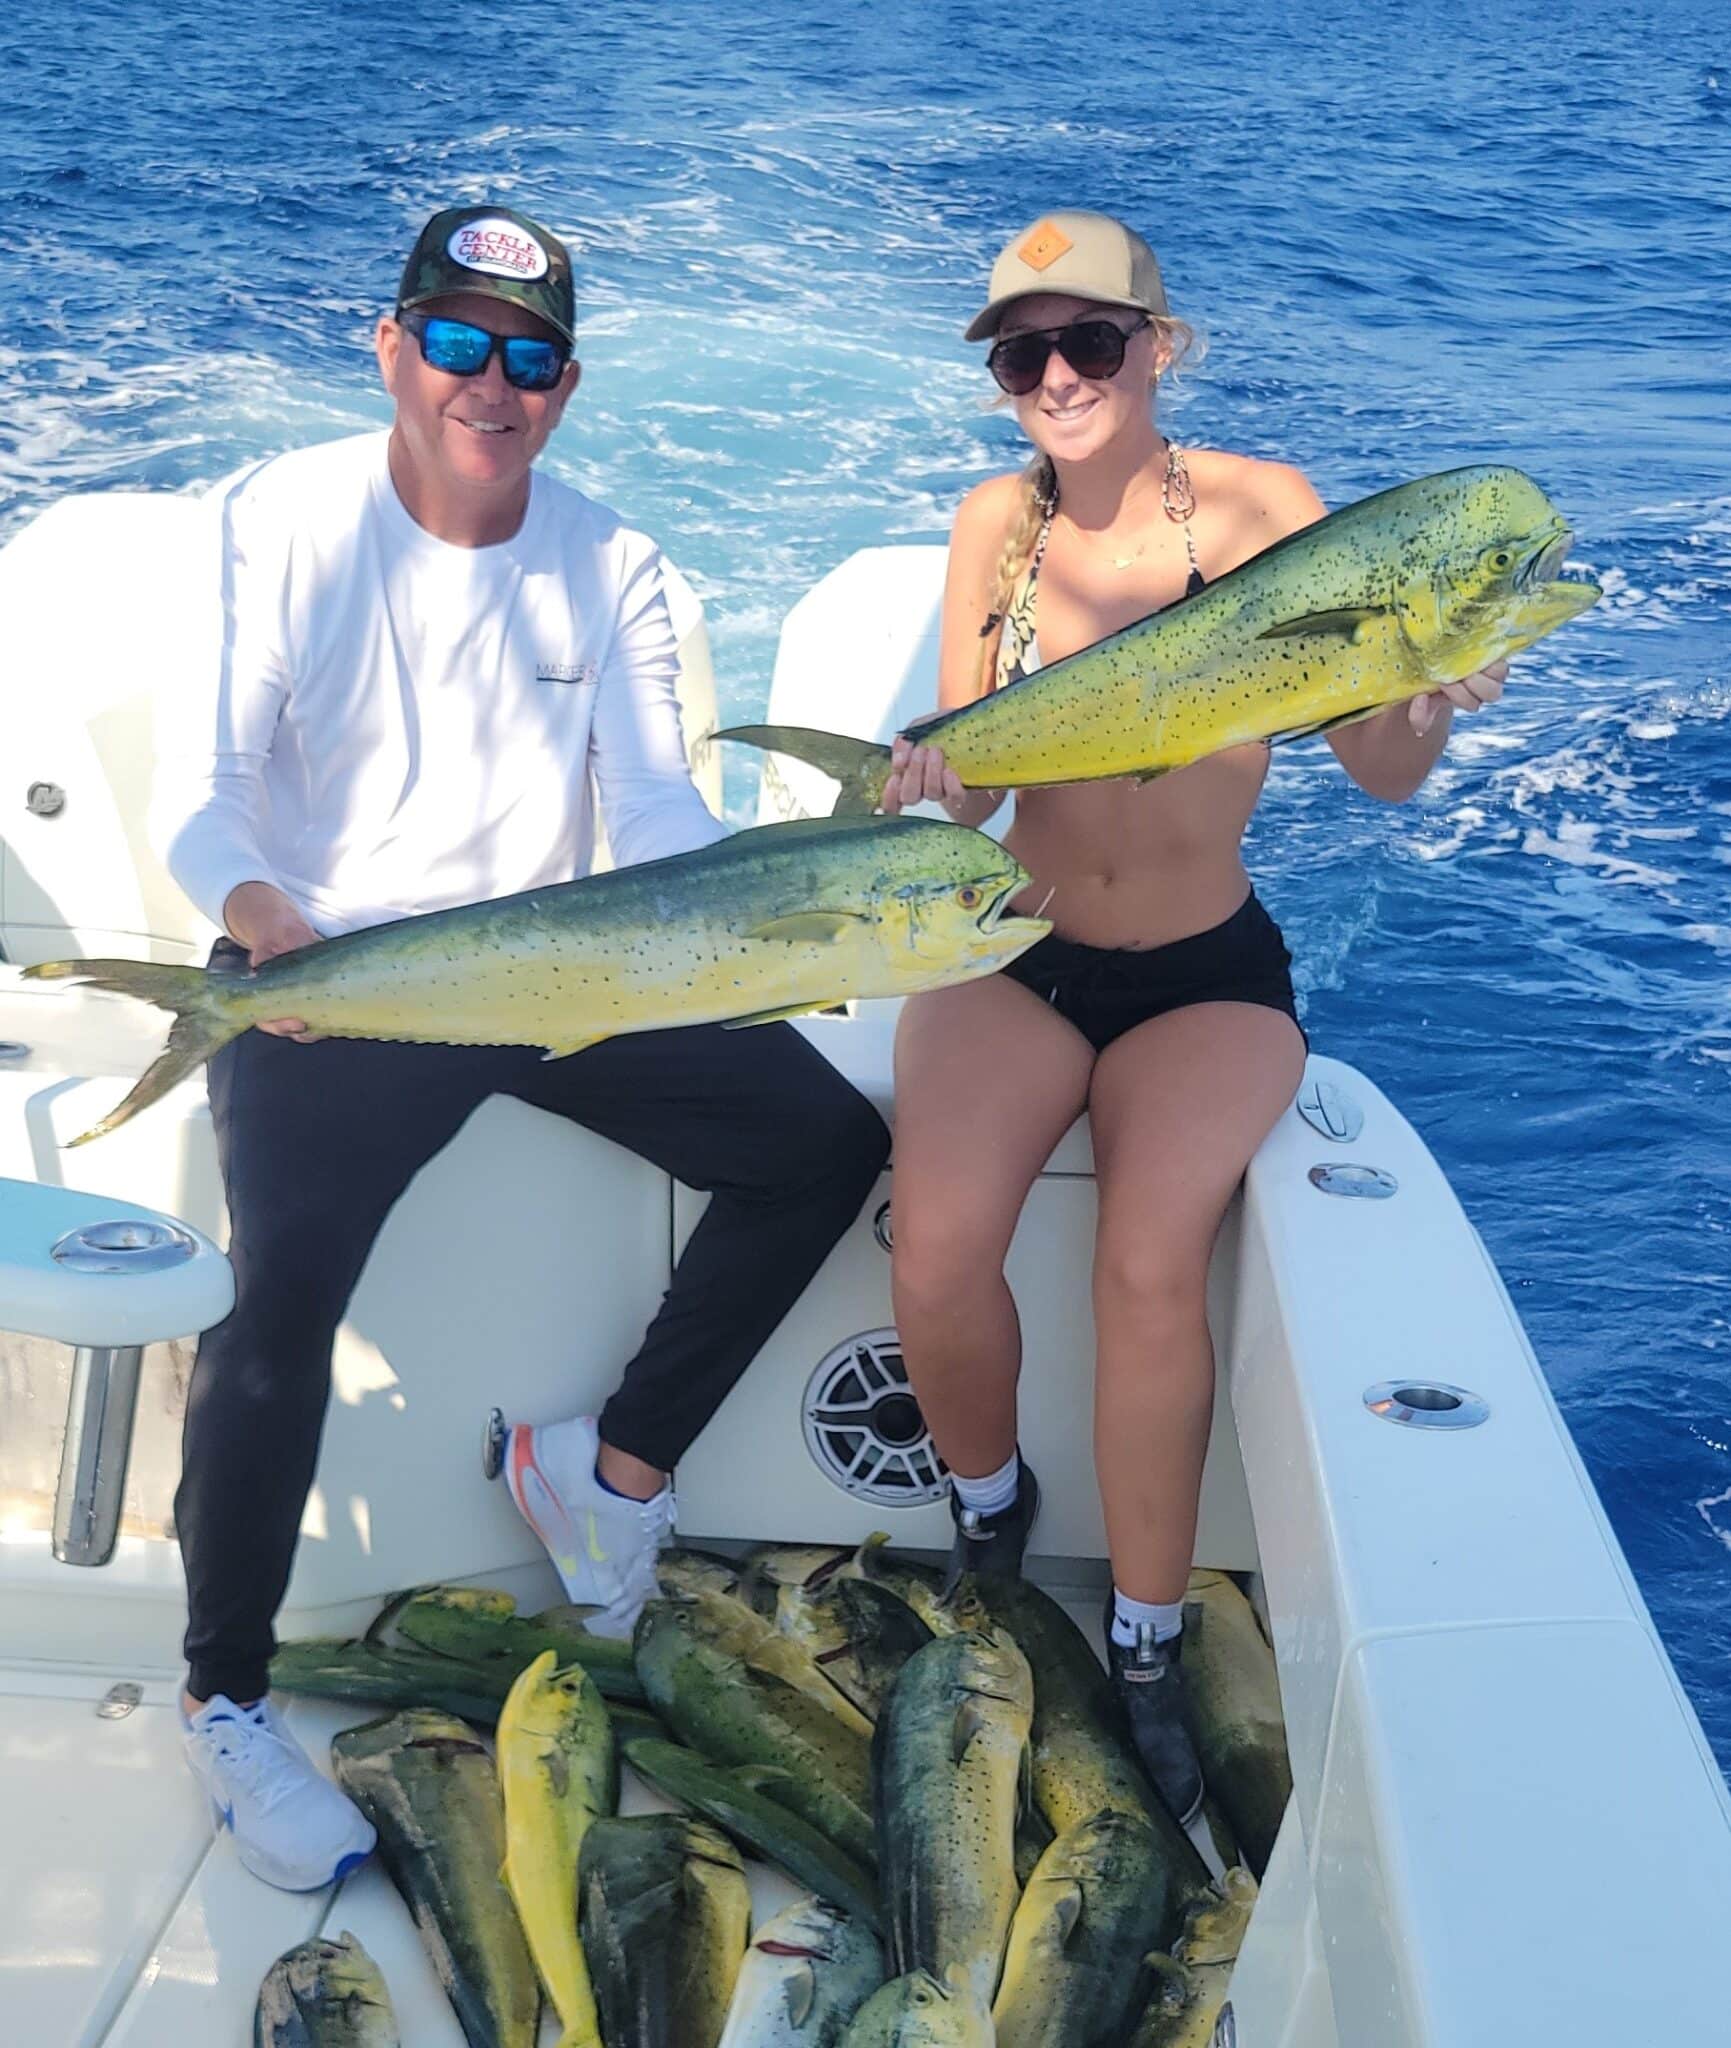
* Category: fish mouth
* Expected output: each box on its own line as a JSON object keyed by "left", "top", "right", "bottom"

{"left": 1500, "top": 516, "right": 1601, "bottom": 642}
{"left": 1515, "top": 516, "right": 1578, "bottom": 593}
{"left": 975, "top": 879, "right": 1052, "bottom": 954}
{"left": 976, "top": 879, "right": 1024, "bottom": 934}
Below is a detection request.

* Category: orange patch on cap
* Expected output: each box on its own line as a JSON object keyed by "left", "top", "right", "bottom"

{"left": 1017, "top": 220, "right": 1073, "bottom": 272}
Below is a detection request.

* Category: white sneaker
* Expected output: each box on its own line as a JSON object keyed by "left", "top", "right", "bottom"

{"left": 502, "top": 1413, "right": 676, "bottom": 1639}
{"left": 183, "top": 1694, "right": 376, "bottom": 1892}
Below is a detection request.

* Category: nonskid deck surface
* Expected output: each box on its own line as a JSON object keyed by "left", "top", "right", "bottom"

{"left": 4, "top": 1561, "right": 1225, "bottom": 2048}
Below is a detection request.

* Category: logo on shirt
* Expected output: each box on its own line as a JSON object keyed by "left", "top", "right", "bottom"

{"left": 538, "top": 659, "right": 599, "bottom": 686}
{"left": 448, "top": 217, "right": 550, "bottom": 280}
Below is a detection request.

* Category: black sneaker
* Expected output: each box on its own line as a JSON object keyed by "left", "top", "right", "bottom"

{"left": 1105, "top": 1603, "right": 1205, "bottom": 1828}
{"left": 942, "top": 1461, "right": 1040, "bottom": 1594}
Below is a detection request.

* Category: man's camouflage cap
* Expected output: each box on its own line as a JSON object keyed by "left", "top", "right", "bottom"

{"left": 397, "top": 204, "right": 576, "bottom": 347}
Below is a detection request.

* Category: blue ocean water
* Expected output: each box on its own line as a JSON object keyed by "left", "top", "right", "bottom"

{"left": 2, "top": 2, "right": 1726, "bottom": 1762}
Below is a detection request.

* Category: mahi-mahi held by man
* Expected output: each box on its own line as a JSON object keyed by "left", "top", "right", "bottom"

{"left": 715, "top": 465, "right": 1600, "bottom": 811}
{"left": 24, "top": 816, "right": 1048, "bottom": 1144}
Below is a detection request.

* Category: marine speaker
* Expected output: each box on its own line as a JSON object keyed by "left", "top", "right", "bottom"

{"left": 801, "top": 1328, "right": 948, "bottom": 1506}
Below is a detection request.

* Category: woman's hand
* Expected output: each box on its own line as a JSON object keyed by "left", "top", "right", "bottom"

{"left": 881, "top": 737, "right": 967, "bottom": 816}
{"left": 880, "top": 736, "right": 1002, "bottom": 827}
{"left": 222, "top": 881, "right": 324, "bottom": 1040}
{"left": 1408, "top": 658, "right": 1511, "bottom": 736}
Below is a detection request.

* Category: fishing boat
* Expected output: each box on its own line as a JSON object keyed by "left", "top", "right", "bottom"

{"left": 0, "top": 488, "right": 1726, "bottom": 2046}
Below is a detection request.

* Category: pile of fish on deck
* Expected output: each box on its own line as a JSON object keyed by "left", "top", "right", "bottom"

{"left": 260, "top": 1539, "right": 1291, "bottom": 2047}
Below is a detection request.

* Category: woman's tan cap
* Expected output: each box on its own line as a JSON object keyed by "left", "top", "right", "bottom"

{"left": 964, "top": 210, "right": 1170, "bottom": 341}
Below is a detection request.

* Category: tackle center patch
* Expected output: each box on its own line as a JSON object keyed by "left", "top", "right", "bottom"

{"left": 447, "top": 217, "right": 550, "bottom": 280}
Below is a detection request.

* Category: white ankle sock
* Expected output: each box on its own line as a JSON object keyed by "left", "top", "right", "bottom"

{"left": 1111, "top": 1589, "right": 1184, "bottom": 1647}
{"left": 951, "top": 1453, "right": 1021, "bottom": 1519}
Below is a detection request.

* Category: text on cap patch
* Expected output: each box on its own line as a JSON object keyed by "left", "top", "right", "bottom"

{"left": 447, "top": 216, "right": 550, "bottom": 280}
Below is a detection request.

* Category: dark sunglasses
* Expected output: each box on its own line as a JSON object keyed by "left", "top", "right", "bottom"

{"left": 986, "top": 314, "right": 1150, "bottom": 397}
{"left": 397, "top": 309, "right": 570, "bottom": 392}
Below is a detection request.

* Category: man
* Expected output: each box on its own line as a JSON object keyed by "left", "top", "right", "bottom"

{"left": 154, "top": 203, "right": 889, "bottom": 1891}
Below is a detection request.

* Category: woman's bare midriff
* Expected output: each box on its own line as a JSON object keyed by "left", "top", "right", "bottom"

{"left": 1005, "top": 742, "right": 1271, "bottom": 950}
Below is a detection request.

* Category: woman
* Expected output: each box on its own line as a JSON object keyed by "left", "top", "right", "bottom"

{"left": 881, "top": 210, "right": 1508, "bottom": 1822}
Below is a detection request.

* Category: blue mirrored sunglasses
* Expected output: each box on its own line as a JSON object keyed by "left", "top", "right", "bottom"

{"left": 397, "top": 310, "right": 569, "bottom": 392}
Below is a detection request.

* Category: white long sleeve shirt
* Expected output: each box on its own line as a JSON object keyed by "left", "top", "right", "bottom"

{"left": 152, "top": 431, "right": 727, "bottom": 939}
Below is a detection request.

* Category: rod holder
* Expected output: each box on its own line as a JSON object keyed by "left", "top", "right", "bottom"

{"left": 52, "top": 1343, "right": 146, "bottom": 1566}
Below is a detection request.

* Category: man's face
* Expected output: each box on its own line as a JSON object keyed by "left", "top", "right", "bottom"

{"left": 376, "top": 290, "right": 580, "bottom": 505}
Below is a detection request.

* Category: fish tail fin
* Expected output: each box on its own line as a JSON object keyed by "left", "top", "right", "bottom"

{"left": 711, "top": 724, "right": 892, "bottom": 816}
{"left": 21, "top": 959, "right": 246, "bottom": 1146}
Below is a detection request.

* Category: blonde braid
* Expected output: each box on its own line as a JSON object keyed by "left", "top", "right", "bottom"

{"left": 974, "top": 453, "right": 1057, "bottom": 696}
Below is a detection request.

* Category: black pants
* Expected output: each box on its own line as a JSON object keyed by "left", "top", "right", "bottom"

{"left": 176, "top": 994, "right": 888, "bottom": 1702}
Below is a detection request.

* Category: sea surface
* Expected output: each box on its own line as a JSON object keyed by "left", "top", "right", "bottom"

{"left": 2, "top": 2, "right": 1728, "bottom": 1765}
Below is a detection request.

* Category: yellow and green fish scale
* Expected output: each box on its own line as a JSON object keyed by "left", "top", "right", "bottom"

{"left": 905, "top": 464, "right": 1595, "bottom": 790}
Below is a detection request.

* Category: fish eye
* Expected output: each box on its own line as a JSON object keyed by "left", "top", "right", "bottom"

{"left": 1489, "top": 548, "right": 1513, "bottom": 571}
{"left": 957, "top": 885, "right": 983, "bottom": 909}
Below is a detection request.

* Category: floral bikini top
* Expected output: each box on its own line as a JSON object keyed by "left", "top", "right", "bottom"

{"left": 992, "top": 477, "right": 1208, "bottom": 693}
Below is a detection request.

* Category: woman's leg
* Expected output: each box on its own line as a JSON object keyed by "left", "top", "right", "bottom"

{"left": 891, "top": 975, "right": 1096, "bottom": 1480}
{"left": 1088, "top": 1002, "right": 1307, "bottom": 1603}
{"left": 1086, "top": 999, "right": 1304, "bottom": 1820}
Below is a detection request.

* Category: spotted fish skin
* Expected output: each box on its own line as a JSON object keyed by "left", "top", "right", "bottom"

{"left": 24, "top": 815, "right": 1048, "bottom": 1144}
{"left": 939, "top": 1574, "right": 1211, "bottom": 1947}
{"left": 839, "top": 1970, "right": 994, "bottom": 2047}
{"left": 718, "top": 465, "right": 1601, "bottom": 809}
{"left": 577, "top": 1813, "right": 750, "bottom": 2048}
{"left": 1181, "top": 1571, "right": 1292, "bottom": 1879}
{"left": 253, "top": 1932, "right": 400, "bottom": 2048}
{"left": 329, "top": 1712, "right": 540, "bottom": 2048}
{"left": 633, "top": 1598, "right": 877, "bottom": 1867}
{"left": 775, "top": 1574, "right": 934, "bottom": 1722}
{"left": 990, "top": 1812, "right": 1176, "bottom": 2048}
{"left": 875, "top": 1628, "right": 1034, "bottom": 2010}
{"left": 496, "top": 1652, "right": 617, "bottom": 2048}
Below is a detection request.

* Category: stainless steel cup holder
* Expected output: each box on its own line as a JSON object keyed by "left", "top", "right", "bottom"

{"left": 1364, "top": 1380, "right": 1490, "bottom": 1430}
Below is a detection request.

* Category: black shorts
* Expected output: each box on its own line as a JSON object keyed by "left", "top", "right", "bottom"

{"left": 1000, "top": 891, "right": 1303, "bottom": 1055}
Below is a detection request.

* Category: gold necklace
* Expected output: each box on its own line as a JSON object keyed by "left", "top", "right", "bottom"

{"left": 1061, "top": 440, "right": 1192, "bottom": 573}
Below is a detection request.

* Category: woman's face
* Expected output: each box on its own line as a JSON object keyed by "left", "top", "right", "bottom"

{"left": 997, "top": 292, "right": 1161, "bottom": 466}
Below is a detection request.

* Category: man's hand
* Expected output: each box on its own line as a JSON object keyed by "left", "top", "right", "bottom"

{"left": 222, "top": 882, "right": 323, "bottom": 1039}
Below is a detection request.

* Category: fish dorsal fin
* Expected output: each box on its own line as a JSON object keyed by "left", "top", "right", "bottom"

{"left": 1258, "top": 605, "right": 1388, "bottom": 646}
{"left": 783, "top": 1960, "right": 817, "bottom": 2029}
{"left": 746, "top": 912, "right": 868, "bottom": 944}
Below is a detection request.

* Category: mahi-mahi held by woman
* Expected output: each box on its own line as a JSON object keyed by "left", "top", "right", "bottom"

{"left": 716, "top": 466, "right": 1599, "bottom": 810}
